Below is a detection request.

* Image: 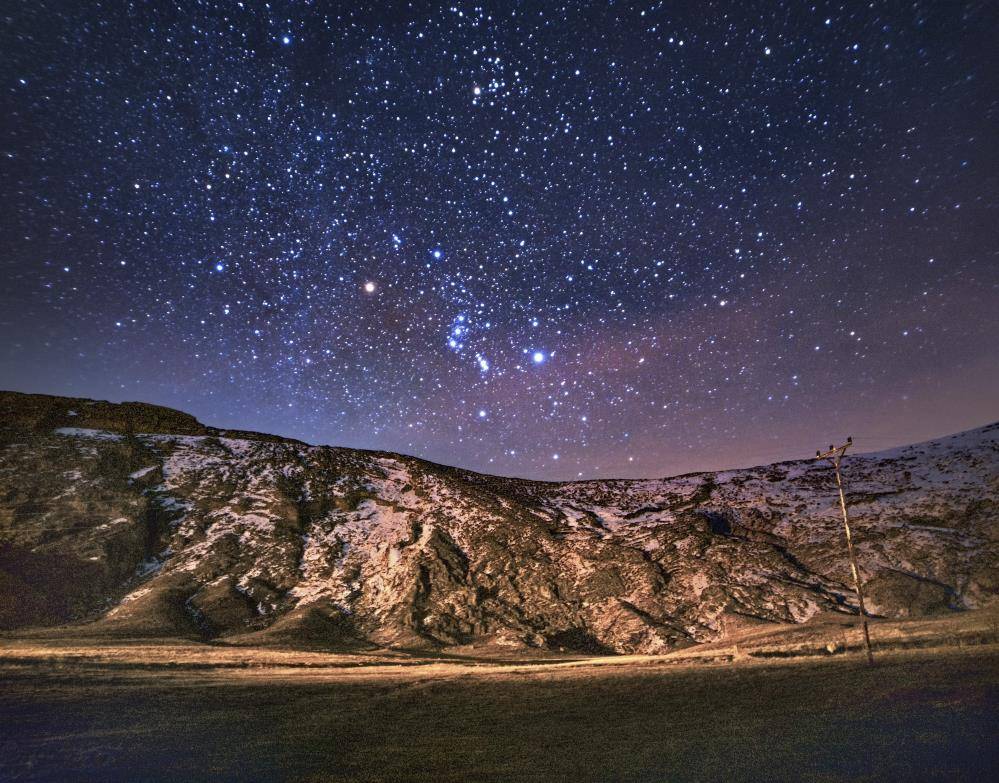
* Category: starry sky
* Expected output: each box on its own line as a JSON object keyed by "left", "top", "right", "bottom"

{"left": 2, "top": 1, "right": 998, "bottom": 480}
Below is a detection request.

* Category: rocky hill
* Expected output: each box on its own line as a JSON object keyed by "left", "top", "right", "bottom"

{"left": 1, "top": 390, "right": 996, "bottom": 653}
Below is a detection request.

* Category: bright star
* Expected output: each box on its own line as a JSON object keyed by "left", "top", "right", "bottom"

{"left": 363, "top": 281, "right": 376, "bottom": 293}
{"left": 532, "top": 351, "right": 545, "bottom": 364}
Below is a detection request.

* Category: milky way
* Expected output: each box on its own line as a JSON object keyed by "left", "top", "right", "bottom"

{"left": 2, "top": 2, "right": 997, "bottom": 479}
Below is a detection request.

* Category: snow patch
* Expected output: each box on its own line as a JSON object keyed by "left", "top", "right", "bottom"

{"left": 54, "top": 427, "right": 123, "bottom": 441}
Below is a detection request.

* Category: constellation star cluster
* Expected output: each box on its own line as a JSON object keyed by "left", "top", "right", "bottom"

{"left": 2, "top": 1, "right": 997, "bottom": 479}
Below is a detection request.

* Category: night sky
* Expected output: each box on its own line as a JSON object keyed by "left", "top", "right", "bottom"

{"left": 2, "top": 2, "right": 997, "bottom": 480}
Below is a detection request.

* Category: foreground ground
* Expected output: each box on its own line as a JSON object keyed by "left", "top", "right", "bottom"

{"left": 1, "top": 626, "right": 997, "bottom": 782}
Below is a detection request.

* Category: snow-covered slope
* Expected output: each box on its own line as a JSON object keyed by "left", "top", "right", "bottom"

{"left": 1, "top": 391, "right": 996, "bottom": 653}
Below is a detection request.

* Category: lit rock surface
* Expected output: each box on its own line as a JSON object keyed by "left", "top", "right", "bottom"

{"left": 1, "top": 391, "right": 996, "bottom": 653}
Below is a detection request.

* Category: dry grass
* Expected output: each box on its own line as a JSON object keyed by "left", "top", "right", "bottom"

{"left": 1, "top": 611, "right": 998, "bottom": 781}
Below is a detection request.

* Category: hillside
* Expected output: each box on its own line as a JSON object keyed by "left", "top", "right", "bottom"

{"left": 1, "top": 390, "right": 996, "bottom": 653}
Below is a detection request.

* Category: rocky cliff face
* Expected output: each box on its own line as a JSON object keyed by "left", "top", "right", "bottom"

{"left": 1, "top": 391, "right": 996, "bottom": 653}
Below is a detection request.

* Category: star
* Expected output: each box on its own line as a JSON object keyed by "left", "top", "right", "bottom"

{"left": 1, "top": 0, "right": 992, "bottom": 482}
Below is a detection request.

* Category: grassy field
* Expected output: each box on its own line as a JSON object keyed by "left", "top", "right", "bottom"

{"left": 1, "top": 637, "right": 997, "bottom": 782}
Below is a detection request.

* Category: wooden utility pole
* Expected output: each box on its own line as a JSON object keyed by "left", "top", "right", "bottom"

{"left": 816, "top": 437, "right": 874, "bottom": 665}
